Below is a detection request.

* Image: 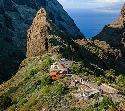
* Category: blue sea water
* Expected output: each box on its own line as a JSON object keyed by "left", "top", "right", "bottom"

{"left": 66, "top": 9, "right": 120, "bottom": 38}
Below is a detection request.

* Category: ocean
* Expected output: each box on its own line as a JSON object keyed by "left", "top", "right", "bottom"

{"left": 66, "top": 9, "right": 120, "bottom": 38}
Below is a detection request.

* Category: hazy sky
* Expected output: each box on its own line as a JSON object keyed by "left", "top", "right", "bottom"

{"left": 57, "top": 0, "right": 125, "bottom": 9}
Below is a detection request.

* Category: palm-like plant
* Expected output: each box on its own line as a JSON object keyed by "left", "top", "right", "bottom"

{"left": 105, "top": 69, "right": 115, "bottom": 83}
{"left": 115, "top": 74, "right": 125, "bottom": 86}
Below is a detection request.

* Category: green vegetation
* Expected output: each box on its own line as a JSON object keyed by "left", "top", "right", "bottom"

{"left": 0, "top": 95, "right": 12, "bottom": 110}
{"left": 69, "top": 62, "right": 84, "bottom": 75}
{"left": 41, "top": 75, "right": 52, "bottom": 86}
{"left": 72, "top": 86, "right": 78, "bottom": 91}
{"left": 69, "top": 61, "right": 94, "bottom": 76}
{"left": 105, "top": 69, "right": 115, "bottom": 83}
{"left": 56, "top": 53, "right": 62, "bottom": 59}
{"left": 30, "top": 69, "right": 39, "bottom": 76}
{"left": 0, "top": 54, "right": 125, "bottom": 110}
{"left": 100, "top": 96, "right": 117, "bottom": 110}
{"left": 56, "top": 84, "right": 68, "bottom": 95}
{"left": 85, "top": 96, "right": 118, "bottom": 111}
{"left": 41, "top": 56, "right": 55, "bottom": 72}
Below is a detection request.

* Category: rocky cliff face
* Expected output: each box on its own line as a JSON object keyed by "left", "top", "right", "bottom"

{"left": 0, "top": 0, "right": 84, "bottom": 83}
{"left": 26, "top": 9, "right": 58, "bottom": 57}
{"left": 93, "top": 4, "right": 125, "bottom": 57}
{"left": 26, "top": 8, "right": 84, "bottom": 58}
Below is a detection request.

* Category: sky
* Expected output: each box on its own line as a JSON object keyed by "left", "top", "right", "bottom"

{"left": 57, "top": 0, "right": 125, "bottom": 9}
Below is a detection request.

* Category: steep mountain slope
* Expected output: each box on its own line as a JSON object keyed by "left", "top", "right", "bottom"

{"left": 0, "top": 0, "right": 84, "bottom": 83}
{"left": 1, "top": 6, "right": 125, "bottom": 111}
{"left": 93, "top": 4, "right": 125, "bottom": 57}
{"left": 26, "top": 8, "right": 125, "bottom": 76}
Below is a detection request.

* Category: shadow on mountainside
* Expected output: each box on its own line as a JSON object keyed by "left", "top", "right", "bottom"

{"left": 0, "top": 38, "right": 25, "bottom": 84}
{"left": 48, "top": 31, "right": 125, "bottom": 76}
{"left": 92, "top": 25, "right": 125, "bottom": 58}
{"left": 0, "top": 0, "right": 84, "bottom": 84}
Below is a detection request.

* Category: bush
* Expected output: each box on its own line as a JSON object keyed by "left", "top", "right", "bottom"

{"left": 69, "top": 62, "right": 84, "bottom": 75}
{"left": 8, "top": 86, "right": 18, "bottom": 94}
{"left": 100, "top": 96, "right": 116, "bottom": 110}
{"left": 30, "top": 69, "right": 39, "bottom": 76}
{"left": 67, "top": 93, "right": 73, "bottom": 99}
{"left": 9, "top": 104, "right": 16, "bottom": 111}
{"left": 34, "top": 80, "right": 41, "bottom": 87}
{"left": 18, "top": 98, "right": 28, "bottom": 106}
{"left": 56, "top": 53, "right": 62, "bottom": 59}
{"left": 43, "top": 86, "right": 51, "bottom": 94}
{"left": 56, "top": 84, "right": 67, "bottom": 95}
{"left": 70, "top": 107, "right": 78, "bottom": 111}
{"left": 0, "top": 95, "right": 13, "bottom": 110}
{"left": 72, "top": 86, "right": 78, "bottom": 91}
{"left": 41, "top": 76, "right": 52, "bottom": 86}
{"left": 41, "top": 56, "right": 54, "bottom": 72}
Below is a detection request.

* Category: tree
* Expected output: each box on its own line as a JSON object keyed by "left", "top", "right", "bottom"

{"left": 41, "top": 75, "right": 52, "bottom": 86}
{"left": 100, "top": 96, "right": 117, "bottom": 110}
{"left": 56, "top": 53, "right": 62, "bottom": 59}
{"left": 69, "top": 62, "right": 84, "bottom": 75}
{"left": 56, "top": 84, "right": 68, "bottom": 95}
{"left": 0, "top": 95, "right": 12, "bottom": 110}
{"left": 41, "top": 56, "right": 54, "bottom": 72}
{"left": 115, "top": 74, "right": 125, "bottom": 86}
{"left": 105, "top": 69, "right": 115, "bottom": 83}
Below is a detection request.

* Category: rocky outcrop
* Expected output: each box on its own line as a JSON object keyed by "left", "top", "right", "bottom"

{"left": 26, "top": 8, "right": 83, "bottom": 58}
{"left": 26, "top": 9, "right": 58, "bottom": 57}
{"left": 0, "top": 0, "right": 84, "bottom": 83}
{"left": 93, "top": 4, "right": 125, "bottom": 57}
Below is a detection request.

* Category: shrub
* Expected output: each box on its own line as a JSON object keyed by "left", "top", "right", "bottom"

{"left": 8, "top": 86, "right": 18, "bottom": 94}
{"left": 12, "top": 98, "right": 18, "bottom": 104}
{"left": 34, "top": 80, "right": 41, "bottom": 87}
{"left": 43, "top": 86, "right": 51, "bottom": 94}
{"left": 30, "top": 69, "right": 39, "bottom": 76}
{"left": 41, "top": 56, "right": 54, "bottom": 72}
{"left": 70, "top": 107, "right": 78, "bottom": 111}
{"left": 100, "top": 96, "right": 116, "bottom": 110}
{"left": 18, "top": 98, "right": 28, "bottom": 106}
{"left": 41, "top": 76, "right": 52, "bottom": 86}
{"left": 56, "top": 84, "right": 68, "bottom": 95}
{"left": 67, "top": 93, "right": 73, "bottom": 99}
{"left": 72, "top": 86, "right": 78, "bottom": 91}
{"left": 0, "top": 95, "right": 13, "bottom": 110}
{"left": 9, "top": 104, "right": 16, "bottom": 111}
{"left": 69, "top": 62, "right": 84, "bottom": 75}
{"left": 56, "top": 53, "right": 62, "bottom": 59}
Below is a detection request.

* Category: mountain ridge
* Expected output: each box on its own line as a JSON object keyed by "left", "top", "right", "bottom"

{"left": 93, "top": 4, "right": 125, "bottom": 57}
{"left": 0, "top": 0, "right": 84, "bottom": 83}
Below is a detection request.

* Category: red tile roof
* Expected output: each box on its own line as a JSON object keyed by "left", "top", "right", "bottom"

{"left": 79, "top": 85, "right": 90, "bottom": 90}
{"left": 49, "top": 71, "right": 57, "bottom": 76}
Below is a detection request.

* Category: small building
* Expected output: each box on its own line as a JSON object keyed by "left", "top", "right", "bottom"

{"left": 49, "top": 70, "right": 64, "bottom": 80}
{"left": 49, "top": 59, "right": 73, "bottom": 80}
{"left": 74, "top": 75, "right": 89, "bottom": 84}
{"left": 79, "top": 85, "right": 100, "bottom": 100}
{"left": 100, "top": 84, "right": 119, "bottom": 94}
{"left": 74, "top": 75, "right": 84, "bottom": 84}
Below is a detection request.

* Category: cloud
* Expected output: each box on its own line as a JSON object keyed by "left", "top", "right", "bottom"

{"left": 96, "top": 0, "right": 125, "bottom": 3}
{"left": 57, "top": 0, "right": 125, "bottom": 9}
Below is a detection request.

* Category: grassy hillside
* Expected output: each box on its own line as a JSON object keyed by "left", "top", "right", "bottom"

{"left": 0, "top": 54, "right": 125, "bottom": 111}
{"left": 0, "top": 55, "right": 94, "bottom": 111}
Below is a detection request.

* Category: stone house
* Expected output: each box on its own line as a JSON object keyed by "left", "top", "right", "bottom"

{"left": 78, "top": 85, "right": 100, "bottom": 100}
{"left": 74, "top": 75, "right": 89, "bottom": 84}
{"left": 100, "top": 84, "right": 119, "bottom": 94}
